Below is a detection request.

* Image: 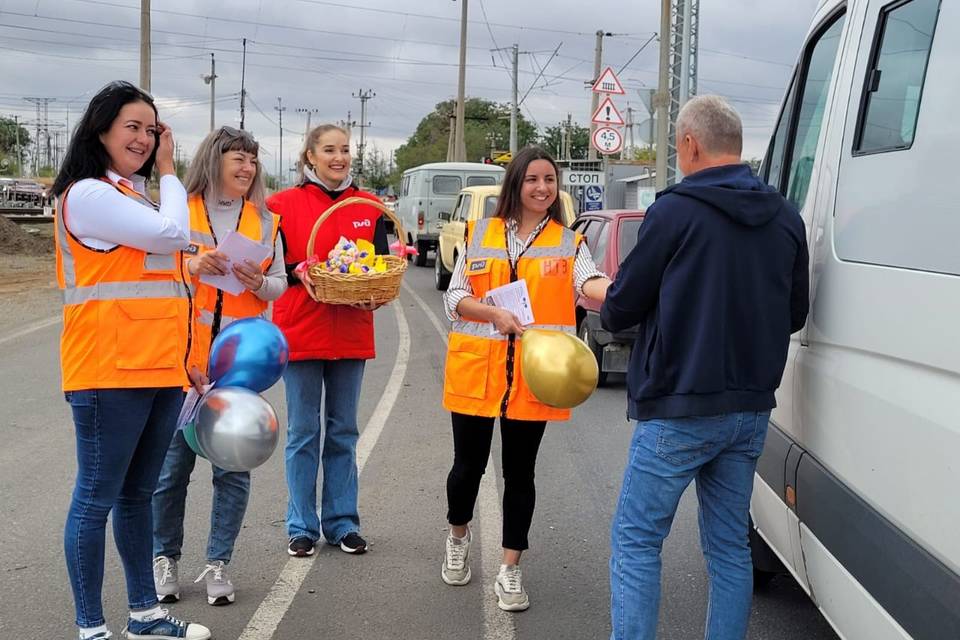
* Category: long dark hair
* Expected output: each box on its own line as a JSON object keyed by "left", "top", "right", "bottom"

{"left": 492, "top": 145, "right": 565, "bottom": 226}
{"left": 52, "top": 81, "right": 159, "bottom": 197}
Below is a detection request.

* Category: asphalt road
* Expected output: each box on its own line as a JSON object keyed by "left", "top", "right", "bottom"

{"left": 0, "top": 262, "right": 838, "bottom": 639}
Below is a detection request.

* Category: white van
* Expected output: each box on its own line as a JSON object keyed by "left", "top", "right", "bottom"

{"left": 750, "top": 1, "right": 959, "bottom": 638}
{"left": 396, "top": 162, "right": 504, "bottom": 266}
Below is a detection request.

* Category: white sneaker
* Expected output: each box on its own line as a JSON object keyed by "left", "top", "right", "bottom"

{"left": 441, "top": 530, "right": 472, "bottom": 586}
{"left": 194, "top": 560, "right": 235, "bottom": 606}
{"left": 494, "top": 564, "right": 530, "bottom": 611}
{"left": 152, "top": 556, "right": 179, "bottom": 603}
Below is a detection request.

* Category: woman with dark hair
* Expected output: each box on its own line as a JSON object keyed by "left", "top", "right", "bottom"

{"left": 151, "top": 126, "right": 286, "bottom": 607}
{"left": 267, "top": 124, "right": 390, "bottom": 558}
{"left": 53, "top": 81, "right": 210, "bottom": 640}
{"left": 439, "top": 146, "right": 611, "bottom": 611}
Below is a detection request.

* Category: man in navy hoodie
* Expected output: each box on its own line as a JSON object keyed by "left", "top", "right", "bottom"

{"left": 603, "top": 95, "right": 808, "bottom": 640}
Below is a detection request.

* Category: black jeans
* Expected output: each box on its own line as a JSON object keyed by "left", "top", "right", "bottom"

{"left": 446, "top": 412, "right": 547, "bottom": 551}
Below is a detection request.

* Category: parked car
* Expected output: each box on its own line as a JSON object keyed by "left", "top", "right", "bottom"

{"left": 434, "top": 185, "right": 575, "bottom": 290}
{"left": 571, "top": 210, "right": 645, "bottom": 385}
{"left": 396, "top": 162, "right": 504, "bottom": 267}
{"left": 750, "top": 1, "right": 960, "bottom": 639}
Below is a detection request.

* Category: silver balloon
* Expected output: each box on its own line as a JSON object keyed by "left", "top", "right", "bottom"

{"left": 194, "top": 387, "right": 279, "bottom": 472}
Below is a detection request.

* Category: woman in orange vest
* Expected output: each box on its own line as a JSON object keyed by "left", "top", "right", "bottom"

{"left": 151, "top": 126, "right": 285, "bottom": 608}
{"left": 51, "top": 81, "right": 210, "bottom": 640}
{"left": 266, "top": 124, "right": 390, "bottom": 558}
{"left": 440, "top": 146, "right": 611, "bottom": 611}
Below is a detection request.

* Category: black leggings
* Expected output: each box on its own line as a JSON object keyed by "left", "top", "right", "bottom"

{"left": 446, "top": 412, "right": 547, "bottom": 551}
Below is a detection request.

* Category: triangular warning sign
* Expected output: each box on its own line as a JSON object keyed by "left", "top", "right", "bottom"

{"left": 591, "top": 96, "right": 625, "bottom": 126}
{"left": 591, "top": 66, "right": 626, "bottom": 95}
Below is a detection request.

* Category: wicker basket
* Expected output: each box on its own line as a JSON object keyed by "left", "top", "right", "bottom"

{"left": 304, "top": 196, "right": 407, "bottom": 305}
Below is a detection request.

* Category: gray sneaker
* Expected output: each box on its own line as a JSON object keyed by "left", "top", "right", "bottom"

{"left": 153, "top": 556, "right": 180, "bottom": 603}
{"left": 441, "top": 530, "right": 472, "bottom": 586}
{"left": 194, "top": 560, "right": 235, "bottom": 606}
{"left": 494, "top": 564, "right": 530, "bottom": 611}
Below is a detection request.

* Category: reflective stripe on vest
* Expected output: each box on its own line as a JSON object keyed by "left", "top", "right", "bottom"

{"left": 64, "top": 279, "right": 185, "bottom": 305}
{"left": 449, "top": 320, "right": 575, "bottom": 339}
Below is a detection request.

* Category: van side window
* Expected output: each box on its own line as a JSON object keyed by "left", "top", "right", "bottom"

{"left": 763, "top": 13, "right": 846, "bottom": 207}
{"left": 854, "top": 0, "right": 940, "bottom": 154}
{"left": 784, "top": 14, "right": 847, "bottom": 209}
{"left": 432, "top": 175, "right": 462, "bottom": 195}
{"left": 467, "top": 175, "right": 497, "bottom": 187}
{"left": 401, "top": 175, "right": 410, "bottom": 197}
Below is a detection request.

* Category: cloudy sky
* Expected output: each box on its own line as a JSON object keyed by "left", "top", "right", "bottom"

{"left": 1, "top": 0, "right": 819, "bottom": 179}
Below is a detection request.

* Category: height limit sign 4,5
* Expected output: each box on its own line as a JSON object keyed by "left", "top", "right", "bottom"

{"left": 592, "top": 127, "right": 624, "bottom": 155}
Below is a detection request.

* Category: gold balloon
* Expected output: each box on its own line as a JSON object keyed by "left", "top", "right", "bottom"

{"left": 520, "top": 329, "right": 599, "bottom": 409}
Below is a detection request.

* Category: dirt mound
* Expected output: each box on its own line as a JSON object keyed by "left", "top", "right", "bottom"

{"left": 0, "top": 215, "right": 54, "bottom": 255}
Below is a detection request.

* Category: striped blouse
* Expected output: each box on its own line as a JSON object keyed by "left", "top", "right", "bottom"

{"left": 442, "top": 216, "right": 606, "bottom": 321}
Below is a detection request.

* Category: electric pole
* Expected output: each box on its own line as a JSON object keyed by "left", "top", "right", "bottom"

{"left": 275, "top": 97, "right": 286, "bottom": 187}
{"left": 626, "top": 106, "right": 635, "bottom": 158}
{"left": 24, "top": 97, "right": 54, "bottom": 176}
{"left": 656, "top": 0, "right": 670, "bottom": 190}
{"left": 297, "top": 107, "right": 320, "bottom": 139}
{"left": 203, "top": 53, "right": 217, "bottom": 132}
{"left": 454, "top": 0, "right": 468, "bottom": 162}
{"left": 13, "top": 115, "right": 21, "bottom": 176}
{"left": 352, "top": 90, "right": 374, "bottom": 184}
{"left": 588, "top": 30, "right": 611, "bottom": 161}
{"left": 240, "top": 38, "right": 248, "bottom": 129}
{"left": 140, "top": 0, "right": 151, "bottom": 92}
{"left": 339, "top": 110, "right": 356, "bottom": 133}
{"left": 510, "top": 43, "right": 519, "bottom": 156}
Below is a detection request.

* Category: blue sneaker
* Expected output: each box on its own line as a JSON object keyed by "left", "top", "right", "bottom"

{"left": 124, "top": 610, "right": 210, "bottom": 640}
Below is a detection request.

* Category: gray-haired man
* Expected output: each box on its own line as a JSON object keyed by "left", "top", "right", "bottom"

{"left": 602, "top": 96, "right": 809, "bottom": 639}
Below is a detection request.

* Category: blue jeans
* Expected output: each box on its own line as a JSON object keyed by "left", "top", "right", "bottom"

{"left": 610, "top": 411, "right": 770, "bottom": 640}
{"left": 64, "top": 387, "right": 183, "bottom": 628}
{"left": 152, "top": 427, "right": 251, "bottom": 563}
{"left": 283, "top": 359, "right": 365, "bottom": 543}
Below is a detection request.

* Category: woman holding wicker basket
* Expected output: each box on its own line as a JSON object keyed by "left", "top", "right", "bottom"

{"left": 267, "top": 124, "right": 393, "bottom": 558}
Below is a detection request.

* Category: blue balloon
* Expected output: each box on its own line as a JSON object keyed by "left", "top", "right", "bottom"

{"left": 208, "top": 318, "right": 289, "bottom": 392}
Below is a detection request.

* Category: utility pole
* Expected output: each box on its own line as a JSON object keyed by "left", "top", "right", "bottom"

{"left": 339, "top": 110, "right": 356, "bottom": 133}
{"left": 240, "top": 38, "right": 248, "bottom": 129}
{"left": 203, "top": 53, "right": 217, "bottom": 132}
{"left": 13, "top": 115, "right": 21, "bottom": 176}
{"left": 352, "top": 89, "right": 374, "bottom": 184}
{"left": 656, "top": 0, "right": 670, "bottom": 190}
{"left": 297, "top": 107, "right": 320, "bottom": 139}
{"left": 510, "top": 43, "right": 519, "bottom": 156}
{"left": 588, "top": 30, "right": 610, "bottom": 161}
{"left": 453, "top": 0, "right": 468, "bottom": 162}
{"left": 625, "top": 106, "right": 635, "bottom": 158}
{"left": 565, "top": 113, "right": 572, "bottom": 161}
{"left": 140, "top": 0, "right": 151, "bottom": 92}
{"left": 24, "top": 97, "right": 54, "bottom": 176}
{"left": 446, "top": 114, "right": 456, "bottom": 162}
{"left": 275, "top": 97, "right": 286, "bottom": 188}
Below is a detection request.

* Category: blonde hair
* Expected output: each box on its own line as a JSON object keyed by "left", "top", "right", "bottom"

{"left": 297, "top": 124, "right": 350, "bottom": 183}
{"left": 184, "top": 126, "right": 266, "bottom": 210}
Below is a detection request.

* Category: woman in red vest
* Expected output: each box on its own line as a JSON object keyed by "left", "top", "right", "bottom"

{"left": 267, "top": 124, "right": 389, "bottom": 558}
{"left": 440, "top": 146, "right": 611, "bottom": 611}
{"left": 151, "top": 126, "right": 286, "bottom": 608}
{"left": 52, "top": 81, "right": 210, "bottom": 640}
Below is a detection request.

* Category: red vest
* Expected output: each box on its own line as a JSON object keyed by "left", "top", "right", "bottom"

{"left": 267, "top": 184, "right": 382, "bottom": 361}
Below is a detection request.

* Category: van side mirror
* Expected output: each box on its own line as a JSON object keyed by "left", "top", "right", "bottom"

{"left": 438, "top": 211, "right": 451, "bottom": 222}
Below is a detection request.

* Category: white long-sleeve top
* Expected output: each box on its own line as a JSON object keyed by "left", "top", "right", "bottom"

{"left": 63, "top": 170, "right": 189, "bottom": 253}
{"left": 442, "top": 216, "right": 606, "bottom": 321}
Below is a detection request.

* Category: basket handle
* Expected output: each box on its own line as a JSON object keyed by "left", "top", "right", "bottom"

{"left": 305, "top": 196, "right": 407, "bottom": 259}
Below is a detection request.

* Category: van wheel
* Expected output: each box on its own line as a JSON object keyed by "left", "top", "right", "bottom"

{"left": 749, "top": 517, "right": 783, "bottom": 588}
{"left": 579, "top": 320, "right": 608, "bottom": 387}
{"left": 415, "top": 240, "right": 428, "bottom": 267}
{"left": 435, "top": 252, "right": 451, "bottom": 290}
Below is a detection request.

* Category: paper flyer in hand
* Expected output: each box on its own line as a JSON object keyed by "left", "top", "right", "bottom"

{"left": 199, "top": 230, "right": 272, "bottom": 296}
{"left": 483, "top": 279, "right": 535, "bottom": 335}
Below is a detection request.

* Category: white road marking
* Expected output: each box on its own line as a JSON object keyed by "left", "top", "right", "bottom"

{"left": 0, "top": 316, "right": 60, "bottom": 347}
{"left": 238, "top": 300, "right": 410, "bottom": 640}
{"left": 402, "top": 281, "right": 517, "bottom": 640}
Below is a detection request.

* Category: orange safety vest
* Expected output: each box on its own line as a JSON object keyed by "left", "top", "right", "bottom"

{"left": 186, "top": 193, "right": 280, "bottom": 375}
{"left": 55, "top": 178, "right": 190, "bottom": 391}
{"left": 442, "top": 217, "right": 581, "bottom": 422}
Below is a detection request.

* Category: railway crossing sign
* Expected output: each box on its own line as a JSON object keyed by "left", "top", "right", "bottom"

{"left": 592, "top": 126, "right": 624, "bottom": 155}
{"left": 591, "top": 67, "right": 626, "bottom": 95}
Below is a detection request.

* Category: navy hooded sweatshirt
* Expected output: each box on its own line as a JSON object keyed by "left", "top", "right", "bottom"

{"left": 601, "top": 163, "right": 809, "bottom": 421}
